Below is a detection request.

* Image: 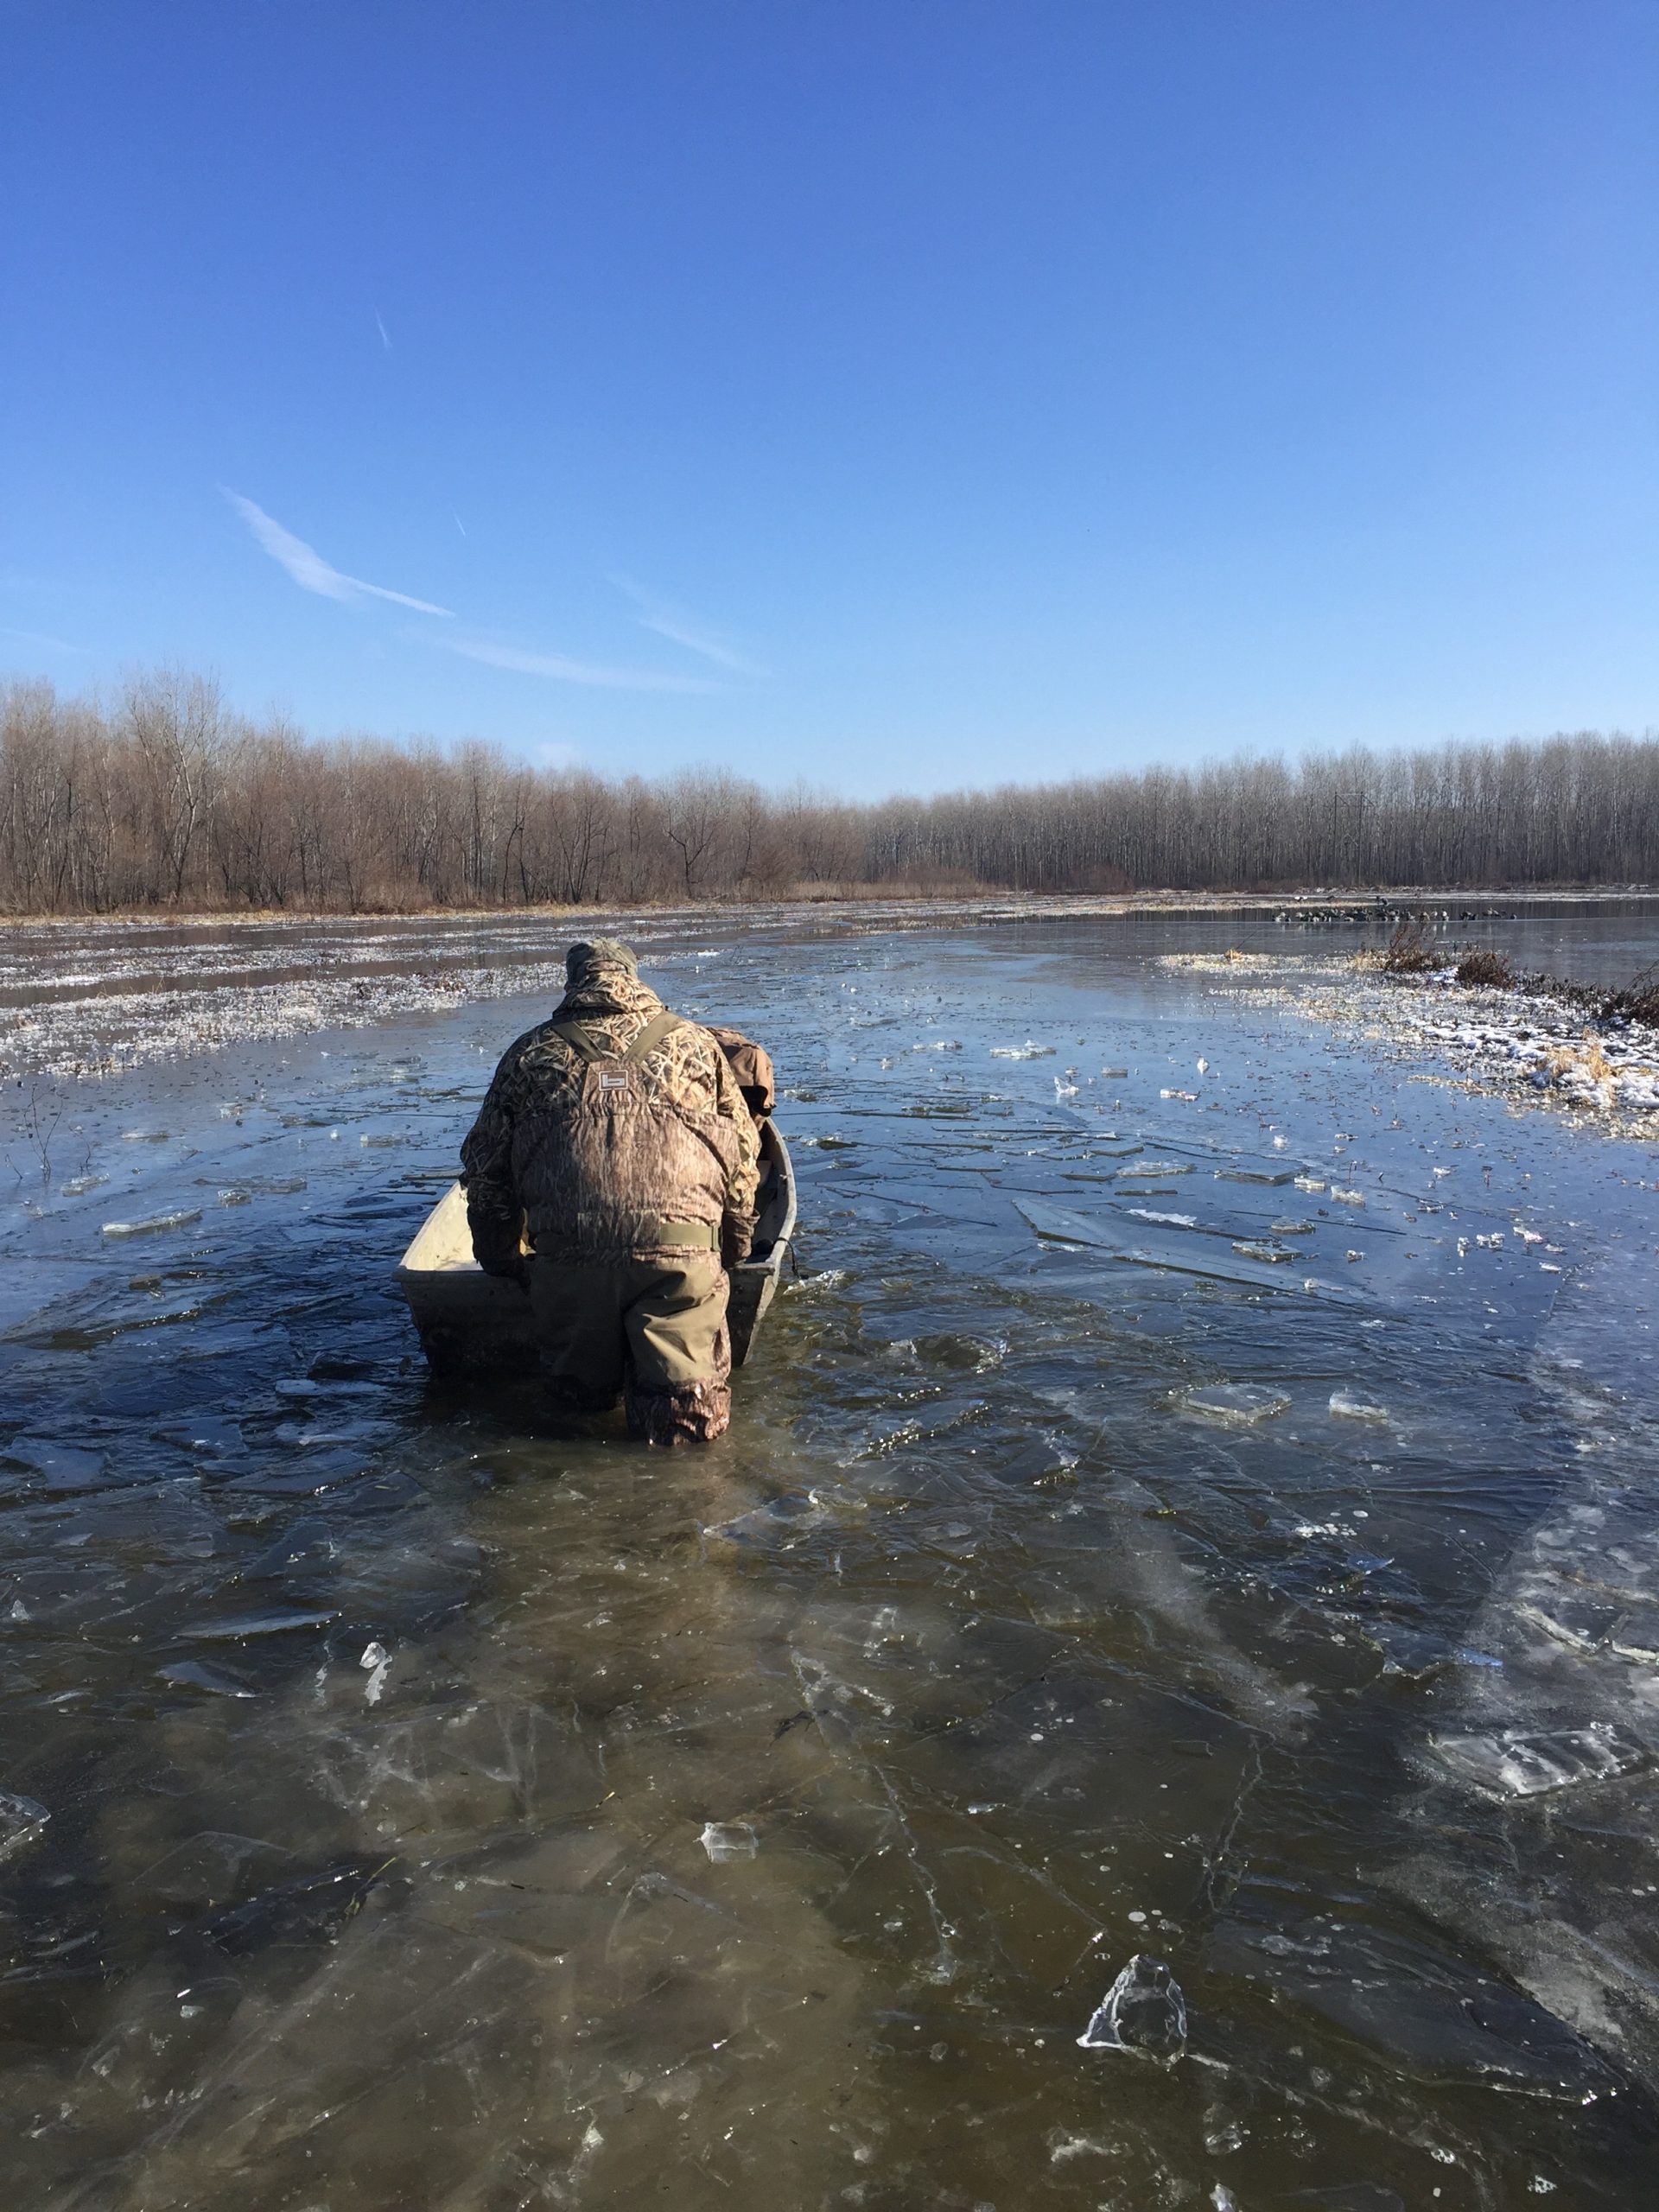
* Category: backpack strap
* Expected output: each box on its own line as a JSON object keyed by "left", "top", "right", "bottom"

{"left": 548, "top": 1019, "right": 612, "bottom": 1064}
{"left": 550, "top": 1009, "right": 683, "bottom": 1066}
{"left": 620, "top": 1010, "right": 684, "bottom": 1064}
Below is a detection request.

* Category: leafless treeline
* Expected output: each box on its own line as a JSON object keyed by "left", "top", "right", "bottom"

{"left": 2, "top": 669, "right": 1655, "bottom": 913}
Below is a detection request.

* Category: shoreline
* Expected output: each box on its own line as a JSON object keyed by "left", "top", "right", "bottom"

{"left": 0, "top": 883, "right": 1653, "bottom": 934}
{"left": 5, "top": 890, "right": 1659, "bottom": 1090}
{"left": 1168, "top": 948, "right": 1659, "bottom": 1141}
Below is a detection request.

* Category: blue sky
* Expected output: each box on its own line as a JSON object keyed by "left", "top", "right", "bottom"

{"left": 3, "top": 2, "right": 1655, "bottom": 794}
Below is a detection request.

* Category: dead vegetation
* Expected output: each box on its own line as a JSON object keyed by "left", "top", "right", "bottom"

{"left": 1453, "top": 945, "right": 1516, "bottom": 988}
{"left": 4, "top": 664, "right": 1659, "bottom": 912}
{"left": 1382, "top": 918, "right": 1439, "bottom": 973}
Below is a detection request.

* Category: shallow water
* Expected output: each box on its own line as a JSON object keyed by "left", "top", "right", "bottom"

{"left": 3, "top": 913, "right": 1659, "bottom": 2209}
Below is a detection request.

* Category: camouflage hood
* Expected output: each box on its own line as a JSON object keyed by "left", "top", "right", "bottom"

{"left": 556, "top": 962, "right": 662, "bottom": 1024}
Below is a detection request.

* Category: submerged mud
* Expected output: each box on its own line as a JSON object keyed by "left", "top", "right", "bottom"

{"left": 2, "top": 912, "right": 1658, "bottom": 2208}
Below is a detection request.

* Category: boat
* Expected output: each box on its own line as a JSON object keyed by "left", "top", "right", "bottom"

{"left": 397, "top": 1118, "right": 797, "bottom": 1376}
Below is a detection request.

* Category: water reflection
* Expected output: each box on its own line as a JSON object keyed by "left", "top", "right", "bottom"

{"left": 2, "top": 917, "right": 1657, "bottom": 2207}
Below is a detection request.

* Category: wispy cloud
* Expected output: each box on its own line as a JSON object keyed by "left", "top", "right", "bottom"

{"left": 0, "top": 626, "right": 89, "bottom": 657}
{"left": 454, "top": 512, "right": 468, "bottom": 538}
{"left": 225, "top": 492, "right": 453, "bottom": 617}
{"left": 375, "top": 308, "right": 392, "bottom": 352}
{"left": 609, "top": 573, "right": 763, "bottom": 677}
{"left": 435, "top": 633, "right": 719, "bottom": 692}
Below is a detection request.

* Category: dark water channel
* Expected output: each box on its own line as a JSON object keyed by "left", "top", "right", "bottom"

{"left": 3, "top": 912, "right": 1659, "bottom": 2210}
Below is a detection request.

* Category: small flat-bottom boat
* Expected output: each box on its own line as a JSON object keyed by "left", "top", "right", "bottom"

{"left": 398, "top": 1121, "right": 797, "bottom": 1376}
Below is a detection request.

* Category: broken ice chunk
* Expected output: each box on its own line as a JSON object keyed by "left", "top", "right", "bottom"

{"left": 1179, "top": 1382, "right": 1292, "bottom": 1427}
{"left": 159, "top": 1659, "right": 257, "bottom": 1700}
{"left": 0, "top": 1791, "right": 50, "bottom": 1867}
{"left": 1232, "top": 1241, "right": 1295, "bottom": 1263}
{"left": 699, "top": 1821, "right": 759, "bottom": 1862}
{"left": 1432, "top": 1725, "right": 1653, "bottom": 1797}
{"left": 1610, "top": 1608, "right": 1659, "bottom": 1666}
{"left": 359, "top": 1641, "right": 392, "bottom": 1705}
{"left": 1329, "top": 1391, "right": 1389, "bottom": 1424}
{"left": 187, "top": 1609, "right": 338, "bottom": 1642}
{"left": 1294, "top": 1175, "right": 1326, "bottom": 1193}
{"left": 1360, "top": 1622, "right": 1453, "bottom": 1680}
{"left": 1270, "top": 1218, "right": 1316, "bottom": 1236}
{"left": 1330, "top": 1186, "right": 1367, "bottom": 1208}
{"left": 1519, "top": 1596, "right": 1618, "bottom": 1654}
{"left": 1077, "top": 1954, "right": 1187, "bottom": 2061}
{"left": 101, "top": 1209, "right": 202, "bottom": 1238}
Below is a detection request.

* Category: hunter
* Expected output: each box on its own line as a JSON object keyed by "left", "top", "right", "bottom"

{"left": 460, "top": 938, "right": 761, "bottom": 1443}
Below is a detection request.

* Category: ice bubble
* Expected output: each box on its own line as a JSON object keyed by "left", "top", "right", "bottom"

{"left": 1076, "top": 1954, "right": 1187, "bottom": 2061}
{"left": 101, "top": 1209, "right": 203, "bottom": 1238}
{"left": 700, "top": 1821, "right": 759, "bottom": 1861}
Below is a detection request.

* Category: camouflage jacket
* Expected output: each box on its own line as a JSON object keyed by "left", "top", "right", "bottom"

{"left": 461, "top": 961, "right": 760, "bottom": 1271}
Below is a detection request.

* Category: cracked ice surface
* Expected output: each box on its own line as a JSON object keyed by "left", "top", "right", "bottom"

{"left": 0, "top": 901, "right": 1657, "bottom": 2207}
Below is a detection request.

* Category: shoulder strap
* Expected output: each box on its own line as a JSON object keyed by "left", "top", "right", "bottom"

{"left": 550, "top": 1010, "right": 683, "bottom": 1065}
{"left": 548, "top": 1019, "right": 610, "bottom": 1064}
{"left": 621, "top": 1010, "right": 684, "bottom": 1065}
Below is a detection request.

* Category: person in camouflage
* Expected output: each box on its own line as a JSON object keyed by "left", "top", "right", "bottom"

{"left": 460, "top": 939, "right": 760, "bottom": 1444}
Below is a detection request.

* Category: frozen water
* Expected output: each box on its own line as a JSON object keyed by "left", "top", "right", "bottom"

{"left": 1179, "top": 1382, "right": 1293, "bottom": 1426}
{"left": 1329, "top": 1390, "right": 1390, "bottom": 1424}
{"left": 3, "top": 900, "right": 1659, "bottom": 2208}
{"left": 0, "top": 1791, "right": 49, "bottom": 1866}
{"left": 100, "top": 1207, "right": 202, "bottom": 1237}
{"left": 1431, "top": 1725, "right": 1653, "bottom": 1797}
{"left": 1077, "top": 1954, "right": 1188, "bottom": 2060}
{"left": 699, "top": 1820, "right": 760, "bottom": 1861}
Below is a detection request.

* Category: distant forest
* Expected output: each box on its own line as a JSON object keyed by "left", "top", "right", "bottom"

{"left": 3, "top": 670, "right": 1656, "bottom": 913}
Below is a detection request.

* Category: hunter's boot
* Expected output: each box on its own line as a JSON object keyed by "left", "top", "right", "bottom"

{"left": 623, "top": 1374, "right": 732, "bottom": 1445}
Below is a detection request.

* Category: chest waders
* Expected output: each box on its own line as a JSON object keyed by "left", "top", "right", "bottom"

{"left": 548, "top": 1011, "right": 720, "bottom": 1253}
{"left": 537, "top": 1008, "right": 735, "bottom": 1441}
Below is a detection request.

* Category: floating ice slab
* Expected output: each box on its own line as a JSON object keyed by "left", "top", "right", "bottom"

{"left": 1611, "top": 1607, "right": 1659, "bottom": 1666}
{"left": 1432, "top": 1725, "right": 1653, "bottom": 1797}
{"left": 1077, "top": 1954, "right": 1187, "bottom": 2061}
{"left": 1329, "top": 1391, "right": 1390, "bottom": 1424}
{"left": 0, "top": 1790, "right": 49, "bottom": 1866}
{"left": 1014, "top": 1196, "right": 1363, "bottom": 1299}
{"left": 187, "top": 1609, "right": 339, "bottom": 1643}
{"left": 101, "top": 1208, "right": 202, "bottom": 1238}
{"left": 160, "top": 1659, "right": 257, "bottom": 1699}
{"left": 700, "top": 1821, "right": 759, "bottom": 1862}
{"left": 1519, "top": 1595, "right": 1618, "bottom": 1652}
{"left": 1179, "top": 1382, "right": 1292, "bottom": 1427}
